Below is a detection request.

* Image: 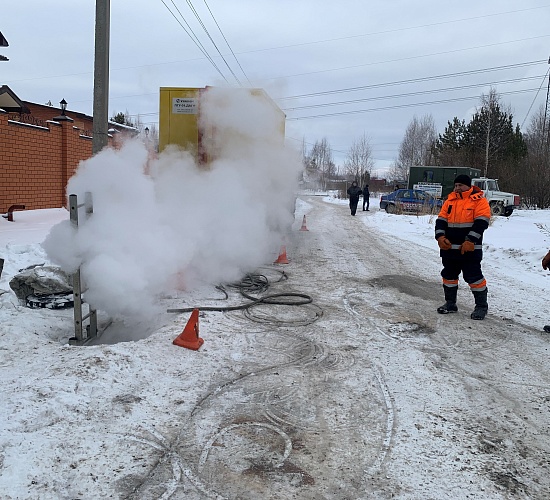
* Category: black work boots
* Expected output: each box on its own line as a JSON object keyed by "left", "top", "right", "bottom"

{"left": 437, "top": 285, "right": 488, "bottom": 320}
{"left": 471, "top": 289, "right": 488, "bottom": 320}
{"left": 437, "top": 285, "right": 458, "bottom": 314}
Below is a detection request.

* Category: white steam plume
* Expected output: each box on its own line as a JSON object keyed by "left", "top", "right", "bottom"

{"left": 43, "top": 88, "right": 301, "bottom": 321}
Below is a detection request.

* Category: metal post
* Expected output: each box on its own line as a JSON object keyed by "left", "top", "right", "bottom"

{"left": 69, "top": 192, "right": 98, "bottom": 345}
{"left": 69, "top": 195, "right": 84, "bottom": 343}
{"left": 84, "top": 192, "right": 97, "bottom": 339}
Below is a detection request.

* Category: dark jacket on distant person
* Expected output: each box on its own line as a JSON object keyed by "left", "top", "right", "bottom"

{"left": 347, "top": 183, "right": 362, "bottom": 201}
{"left": 362, "top": 184, "right": 370, "bottom": 210}
{"left": 347, "top": 182, "right": 362, "bottom": 216}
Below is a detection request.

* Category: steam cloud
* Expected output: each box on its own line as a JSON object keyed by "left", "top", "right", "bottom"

{"left": 43, "top": 88, "right": 301, "bottom": 321}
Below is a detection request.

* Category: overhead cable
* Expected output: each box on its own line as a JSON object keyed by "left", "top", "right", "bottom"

{"left": 202, "top": 0, "right": 251, "bottom": 85}
{"left": 287, "top": 88, "right": 539, "bottom": 121}
{"left": 78, "top": 59, "right": 545, "bottom": 108}
{"left": 159, "top": 0, "right": 229, "bottom": 82}
{"left": 241, "top": 5, "right": 550, "bottom": 54}
{"left": 283, "top": 75, "right": 546, "bottom": 111}
{"left": 521, "top": 67, "right": 550, "bottom": 128}
{"left": 262, "top": 36, "right": 550, "bottom": 82}
{"left": 279, "top": 61, "right": 546, "bottom": 100}
{"left": 184, "top": 0, "right": 242, "bottom": 85}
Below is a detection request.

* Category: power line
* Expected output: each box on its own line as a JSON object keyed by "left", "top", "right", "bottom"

{"left": 283, "top": 75, "right": 546, "bottom": 112}
{"left": 285, "top": 135, "right": 395, "bottom": 162}
{"left": 261, "top": 35, "right": 550, "bottom": 82}
{"left": 159, "top": 0, "right": 229, "bottom": 82}
{"left": 69, "top": 58, "right": 545, "bottom": 108}
{"left": 168, "top": 0, "right": 230, "bottom": 81}
{"left": 114, "top": 77, "right": 546, "bottom": 124}
{"left": 287, "top": 88, "right": 539, "bottom": 121}
{"left": 521, "top": 66, "right": 550, "bottom": 128}
{"left": 278, "top": 61, "right": 545, "bottom": 100}
{"left": 202, "top": 0, "right": 251, "bottom": 85}
{"left": 5, "top": 37, "right": 545, "bottom": 90}
{"left": 241, "top": 5, "right": 550, "bottom": 55}
{"left": 183, "top": 0, "right": 242, "bottom": 85}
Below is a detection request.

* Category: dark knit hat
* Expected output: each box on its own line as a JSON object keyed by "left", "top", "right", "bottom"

{"left": 454, "top": 174, "right": 471, "bottom": 187}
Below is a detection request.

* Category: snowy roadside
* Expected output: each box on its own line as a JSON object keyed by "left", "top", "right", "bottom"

{"left": 322, "top": 194, "right": 550, "bottom": 332}
{"left": 1, "top": 199, "right": 550, "bottom": 498}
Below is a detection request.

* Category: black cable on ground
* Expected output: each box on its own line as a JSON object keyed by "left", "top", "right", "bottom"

{"left": 166, "top": 271, "right": 315, "bottom": 317}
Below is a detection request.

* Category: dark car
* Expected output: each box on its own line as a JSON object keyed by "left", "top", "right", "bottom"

{"left": 379, "top": 189, "right": 443, "bottom": 214}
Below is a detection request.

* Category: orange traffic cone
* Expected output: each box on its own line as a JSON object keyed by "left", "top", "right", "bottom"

{"left": 299, "top": 215, "right": 309, "bottom": 231}
{"left": 173, "top": 309, "right": 204, "bottom": 350}
{"left": 274, "top": 245, "right": 289, "bottom": 264}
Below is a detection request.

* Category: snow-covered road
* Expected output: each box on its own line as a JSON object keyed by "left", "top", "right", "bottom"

{"left": 1, "top": 197, "right": 549, "bottom": 499}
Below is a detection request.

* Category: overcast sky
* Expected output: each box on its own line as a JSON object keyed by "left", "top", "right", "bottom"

{"left": 2, "top": 1, "right": 549, "bottom": 174}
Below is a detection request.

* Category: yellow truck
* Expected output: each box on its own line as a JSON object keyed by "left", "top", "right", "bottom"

{"left": 158, "top": 86, "right": 285, "bottom": 167}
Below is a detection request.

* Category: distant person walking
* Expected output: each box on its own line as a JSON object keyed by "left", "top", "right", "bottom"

{"left": 435, "top": 174, "right": 492, "bottom": 320}
{"left": 347, "top": 181, "right": 362, "bottom": 216}
{"left": 362, "top": 184, "right": 370, "bottom": 211}
{"left": 542, "top": 250, "right": 550, "bottom": 332}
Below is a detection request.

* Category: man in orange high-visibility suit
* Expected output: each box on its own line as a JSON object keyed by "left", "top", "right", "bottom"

{"left": 435, "top": 174, "right": 492, "bottom": 320}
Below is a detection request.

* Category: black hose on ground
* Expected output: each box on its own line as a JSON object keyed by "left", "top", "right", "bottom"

{"left": 166, "top": 271, "right": 312, "bottom": 314}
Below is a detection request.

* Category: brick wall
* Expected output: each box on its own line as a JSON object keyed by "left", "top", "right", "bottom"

{"left": 24, "top": 102, "right": 94, "bottom": 135}
{"left": 0, "top": 110, "right": 93, "bottom": 212}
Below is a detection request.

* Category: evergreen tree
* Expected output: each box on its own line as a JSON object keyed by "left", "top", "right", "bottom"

{"left": 433, "top": 117, "right": 468, "bottom": 166}
{"left": 111, "top": 110, "right": 134, "bottom": 128}
{"left": 464, "top": 89, "right": 527, "bottom": 185}
{"left": 434, "top": 89, "right": 527, "bottom": 190}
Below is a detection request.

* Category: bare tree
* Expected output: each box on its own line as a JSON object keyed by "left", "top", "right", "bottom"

{"left": 394, "top": 114, "right": 437, "bottom": 181}
{"left": 301, "top": 137, "right": 308, "bottom": 170}
{"left": 344, "top": 133, "right": 375, "bottom": 186}
{"left": 519, "top": 105, "right": 550, "bottom": 207}
{"left": 387, "top": 161, "right": 403, "bottom": 183}
{"left": 307, "top": 138, "right": 334, "bottom": 190}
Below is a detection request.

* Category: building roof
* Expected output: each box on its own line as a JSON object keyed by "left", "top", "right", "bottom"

{"left": 0, "top": 85, "right": 29, "bottom": 113}
{"left": 0, "top": 31, "right": 8, "bottom": 61}
{"left": 2, "top": 85, "right": 139, "bottom": 134}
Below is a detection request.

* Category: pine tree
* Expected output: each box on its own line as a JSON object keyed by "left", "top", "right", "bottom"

{"left": 434, "top": 90, "right": 527, "bottom": 188}
{"left": 433, "top": 117, "right": 468, "bottom": 166}
{"left": 111, "top": 110, "right": 134, "bottom": 128}
{"left": 465, "top": 91, "right": 527, "bottom": 186}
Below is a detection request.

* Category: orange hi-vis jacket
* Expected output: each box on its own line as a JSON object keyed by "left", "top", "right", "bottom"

{"left": 435, "top": 185, "right": 491, "bottom": 253}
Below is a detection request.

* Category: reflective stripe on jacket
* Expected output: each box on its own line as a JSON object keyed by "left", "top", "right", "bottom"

{"left": 435, "top": 186, "right": 491, "bottom": 248}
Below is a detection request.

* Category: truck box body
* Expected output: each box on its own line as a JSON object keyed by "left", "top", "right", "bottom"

{"left": 408, "top": 166, "right": 520, "bottom": 216}
{"left": 159, "top": 87, "right": 202, "bottom": 158}
{"left": 158, "top": 86, "right": 285, "bottom": 167}
{"left": 408, "top": 166, "right": 481, "bottom": 198}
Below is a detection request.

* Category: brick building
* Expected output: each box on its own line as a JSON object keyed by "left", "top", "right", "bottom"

{"left": 0, "top": 85, "right": 136, "bottom": 213}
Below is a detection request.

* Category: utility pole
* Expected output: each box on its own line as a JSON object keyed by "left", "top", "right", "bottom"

{"left": 92, "top": 0, "right": 110, "bottom": 155}
{"left": 543, "top": 57, "right": 550, "bottom": 155}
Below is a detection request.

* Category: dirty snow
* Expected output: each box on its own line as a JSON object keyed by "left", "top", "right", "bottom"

{"left": 1, "top": 196, "right": 550, "bottom": 499}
